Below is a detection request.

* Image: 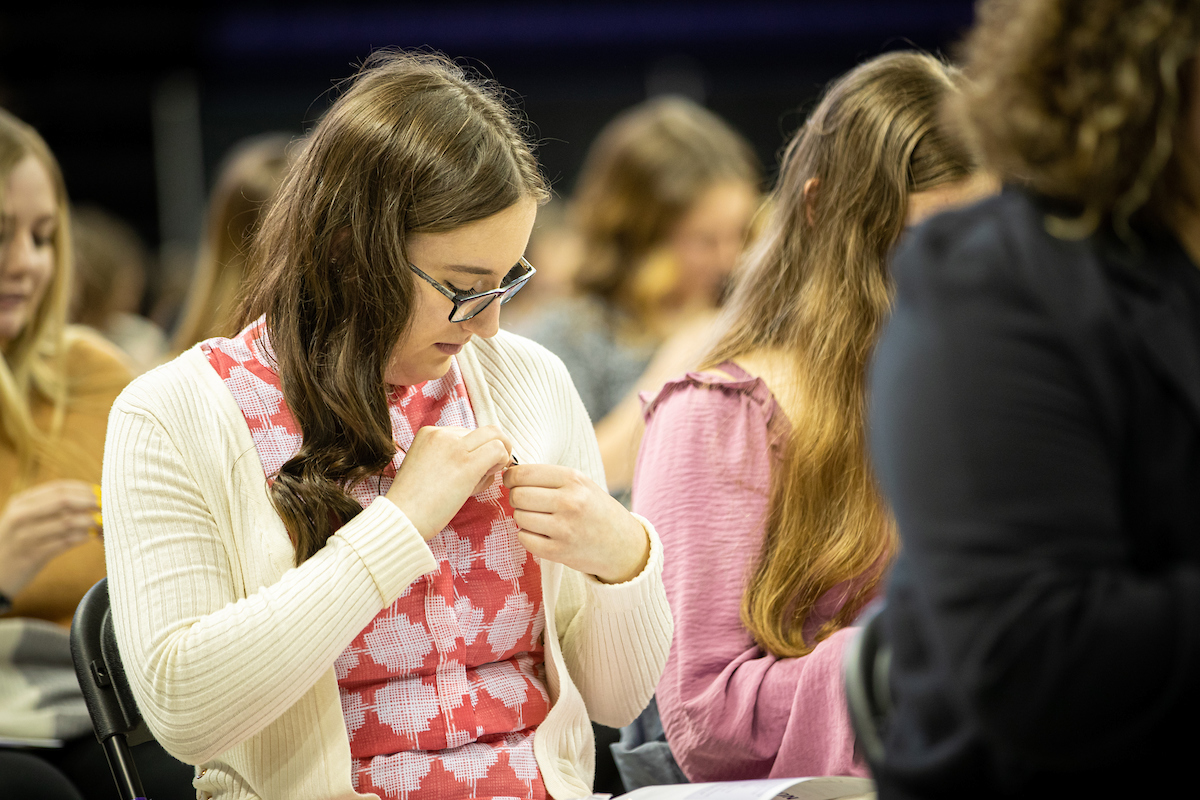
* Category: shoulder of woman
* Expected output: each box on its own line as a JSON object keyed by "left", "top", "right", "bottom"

{"left": 63, "top": 325, "right": 135, "bottom": 393}
{"left": 111, "top": 346, "right": 229, "bottom": 420}
{"left": 641, "top": 361, "right": 781, "bottom": 432}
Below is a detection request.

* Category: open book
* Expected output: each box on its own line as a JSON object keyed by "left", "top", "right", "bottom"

{"left": 617, "top": 776, "right": 875, "bottom": 800}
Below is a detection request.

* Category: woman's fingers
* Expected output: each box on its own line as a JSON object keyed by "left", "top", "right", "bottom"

{"left": 511, "top": 507, "right": 562, "bottom": 539}
{"left": 502, "top": 463, "right": 650, "bottom": 583}
{"left": 516, "top": 527, "right": 558, "bottom": 560}
{"left": 10, "top": 481, "right": 99, "bottom": 520}
{"left": 0, "top": 488, "right": 97, "bottom": 598}
{"left": 506, "top": 485, "right": 560, "bottom": 514}
{"left": 387, "top": 424, "right": 518, "bottom": 540}
{"left": 460, "top": 425, "right": 516, "bottom": 460}
{"left": 502, "top": 463, "right": 570, "bottom": 490}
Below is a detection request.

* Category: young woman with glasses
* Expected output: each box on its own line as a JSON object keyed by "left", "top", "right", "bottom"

{"left": 102, "top": 51, "right": 671, "bottom": 800}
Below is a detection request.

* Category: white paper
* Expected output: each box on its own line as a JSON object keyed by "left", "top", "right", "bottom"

{"left": 621, "top": 776, "right": 875, "bottom": 800}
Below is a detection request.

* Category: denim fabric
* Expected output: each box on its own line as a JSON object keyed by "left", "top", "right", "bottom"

{"left": 610, "top": 697, "right": 688, "bottom": 791}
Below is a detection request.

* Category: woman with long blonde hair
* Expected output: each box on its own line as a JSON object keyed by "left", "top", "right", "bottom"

{"left": 622, "top": 51, "right": 993, "bottom": 785}
{"left": 0, "top": 109, "right": 193, "bottom": 799}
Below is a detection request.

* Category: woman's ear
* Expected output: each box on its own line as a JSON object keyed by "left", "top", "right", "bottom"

{"left": 803, "top": 177, "right": 820, "bottom": 225}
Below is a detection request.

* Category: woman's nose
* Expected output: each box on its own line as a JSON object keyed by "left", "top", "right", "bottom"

{"left": 1, "top": 230, "right": 38, "bottom": 278}
{"left": 461, "top": 296, "right": 502, "bottom": 339}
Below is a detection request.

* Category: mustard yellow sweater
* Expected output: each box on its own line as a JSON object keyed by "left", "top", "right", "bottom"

{"left": 1, "top": 329, "right": 132, "bottom": 626}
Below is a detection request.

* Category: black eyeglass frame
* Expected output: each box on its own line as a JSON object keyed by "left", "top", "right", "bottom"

{"left": 409, "top": 257, "right": 537, "bottom": 323}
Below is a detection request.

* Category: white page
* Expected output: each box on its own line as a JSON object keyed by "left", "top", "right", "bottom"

{"left": 620, "top": 776, "right": 875, "bottom": 800}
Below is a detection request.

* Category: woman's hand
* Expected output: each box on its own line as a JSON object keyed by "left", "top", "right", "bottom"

{"left": 0, "top": 480, "right": 100, "bottom": 598}
{"left": 385, "top": 425, "right": 515, "bottom": 540}
{"left": 503, "top": 464, "right": 650, "bottom": 584}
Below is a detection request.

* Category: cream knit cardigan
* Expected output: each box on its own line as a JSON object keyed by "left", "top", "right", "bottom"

{"left": 101, "top": 330, "right": 672, "bottom": 800}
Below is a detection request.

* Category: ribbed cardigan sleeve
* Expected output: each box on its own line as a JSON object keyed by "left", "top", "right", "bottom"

{"left": 102, "top": 361, "right": 437, "bottom": 765}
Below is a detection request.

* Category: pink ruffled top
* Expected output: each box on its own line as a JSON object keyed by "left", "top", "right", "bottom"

{"left": 633, "top": 361, "right": 869, "bottom": 782}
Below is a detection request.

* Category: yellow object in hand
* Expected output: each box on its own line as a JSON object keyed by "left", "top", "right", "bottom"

{"left": 91, "top": 483, "right": 103, "bottom": 535}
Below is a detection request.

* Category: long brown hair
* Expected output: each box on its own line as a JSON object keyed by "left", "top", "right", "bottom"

{"left": 238, "top": 51, "right": 549, "bottom": 564}
{"left": 707, "top": 51, "right": 977, "bottom": 657}
{"left": 173, "top": 132, "right": 292, "bottom": 352}
{"left": 0, "top": 108, "right": 77, "bottom": 485}
{"left": 954, "top": 0, "right": 1200, "bottom": 240}
{"left": 572, "top": 97, "right": 760, "bottom": 334}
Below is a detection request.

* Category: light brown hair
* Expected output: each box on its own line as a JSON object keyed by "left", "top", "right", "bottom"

{"left": 71, "top": 204, "right": 149, "bottom": 330}
{"left": 706, "top": 51, "right": 977, "bottom": 657}
{"left": 954, "top": 0, "right": 1200, "bottom": 239}
{"left": 237, "top": 51, "right": 549, "bottom": 565}
{"left": 172, "top": 133, "right": 292, "bottom": 351}
{"left": 0, "top": 108, "right": 76, "bottom": 484}
{"left": 572, "top": 97, "right": 760, "bottom": 333}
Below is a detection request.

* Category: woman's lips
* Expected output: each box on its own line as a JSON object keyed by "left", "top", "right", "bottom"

{"left": 435, "top": 342, "right": 464, "bottom": 355}
{"left": 0, "top": 293, "right": 27, "bottom": 310}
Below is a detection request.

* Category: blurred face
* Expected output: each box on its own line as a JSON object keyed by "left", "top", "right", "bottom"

{"left": 0, "top": 155, "right": 57, "bottom": 346}
{"left": 668, "top": 178, "right": 759, "bottom": 301}
{"left": 385, "top": 197, "right": 538, "bottom": 386}
{"left": 905, "top": 171, "right": 999, "bottom": 228}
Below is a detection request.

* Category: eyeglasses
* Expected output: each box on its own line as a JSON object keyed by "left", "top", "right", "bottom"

{"left": 409, "top": 257, "right": 536, "bottom": 323}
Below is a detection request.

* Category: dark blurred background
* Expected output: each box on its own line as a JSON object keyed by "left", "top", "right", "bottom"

{"left": 0, "top": 1, "right": 977, "bottom": 319}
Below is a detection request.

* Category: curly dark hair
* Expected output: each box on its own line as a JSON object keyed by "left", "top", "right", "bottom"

{"left": 954, "top": 0, "right": 1200, "bottom": 239}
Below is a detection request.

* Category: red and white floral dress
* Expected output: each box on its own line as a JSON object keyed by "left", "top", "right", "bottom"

{"left": 203, "top": 318, "right": 549, "bottom": 799}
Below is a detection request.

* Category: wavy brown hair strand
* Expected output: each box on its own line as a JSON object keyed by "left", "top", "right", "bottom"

{"left": 707, "top": 52, "right": 976, "bottom": 657}
{"left": 237, "top": 51, "right": 548, "bottom": 564}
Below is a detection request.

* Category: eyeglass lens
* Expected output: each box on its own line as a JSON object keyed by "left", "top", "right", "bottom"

{"left": 449, "top": 265, "right": 532, "bottom": 323}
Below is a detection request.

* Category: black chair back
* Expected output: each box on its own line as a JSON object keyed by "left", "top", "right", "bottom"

{"left": 70, "top": 578, "right": 150, "bottom": 800}
{"left": 843, "top": 601, "right": 892, "bottom": 767}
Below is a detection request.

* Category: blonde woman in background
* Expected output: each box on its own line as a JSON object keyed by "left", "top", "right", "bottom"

{"left": 0, "top": 108, "right": 192, "bottom": 800}
{"left": 618, "top": 51, "right": 995, "bottom": 787}
{"left": 170, "top": 132, "right": 292, "bottom": 352}
{"left": 516, "top": 97, "right": 761, "bottom": 500}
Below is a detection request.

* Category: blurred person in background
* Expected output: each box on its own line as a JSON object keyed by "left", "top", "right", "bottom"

{"left": 515, "top": 96, "right": 762, "bottom": 502}
{"left": 71, "top": 204, "right": 168, "bottom": 373}
{"left": 869, "top": 0, "right": 1200, "bottom": 797}
{"left": 0, "top": 108, "right": 192, "bottom": 800}
{"left": 499, "top": 198, "right": 583, "bottom": 331}
{"left": 170, "top": 132, "right": 292, "bottom": 353}
{"left": 619, "top": 50, "right": 993, "bottom": 789}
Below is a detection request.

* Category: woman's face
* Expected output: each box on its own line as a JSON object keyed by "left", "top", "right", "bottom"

{"left": 668, "top": 178, "right": 759, "bottom": 302}
{"left": 0, "top": 155, "right": 57, "bottom": 346}
{"left": 385, "top": 197, "right": 538, "bottom": 386}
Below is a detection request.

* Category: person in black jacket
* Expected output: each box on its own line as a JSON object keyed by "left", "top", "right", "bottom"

{"left": 867, "top": 1, "right": 1200, "bottom": 797}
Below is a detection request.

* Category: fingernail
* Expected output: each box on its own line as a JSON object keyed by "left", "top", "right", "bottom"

{"left": 92, "top": 484, "right": 102, "bottom": 508}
